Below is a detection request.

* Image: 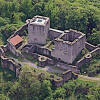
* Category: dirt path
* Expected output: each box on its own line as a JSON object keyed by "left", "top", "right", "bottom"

{"left": 79, "top": 75, "right": 100, "bottom": 81}
{"left": 22, "top": 59, "right": 64, "bottom": 74}
{"left": 8, "top": 56, "right": 100, "bottom": 81}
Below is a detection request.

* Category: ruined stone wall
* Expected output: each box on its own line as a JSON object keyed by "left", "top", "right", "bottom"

{"left": 85, "top": 42, "right": 97, "bottom": 51}
{"left": 13, "top": 24, "right": 28, "bottom": 36}
{"left": 52, "top": 79, "right": 63, "bottom": 88}
{"left": 62, "top": 70, "right": 72, "bottom": 82}
{"left": 63, "top": 30, "right": 81, "bottom": 42}
{"left": 47, "top": 57, "right": 56, "bottom": 65}
{"left": 76, "top": 54, "right": 92, "bottom": 67}
{"left": 53, "top": 70, "right": 78, "bottom": 87}
{"left": 90, "top": 47, "right": 100, "bottom": 55}
{"left": 6, "top": 23, "right": 28, "bottom": 57}
{"left": 0, "top": 46, "right": 5, "bottom": 56}
{"left": 71, "top": 35, "right": 86, "bottom": 62}
{"left": 7, "top": 42, "right": 21, "bottom": 57}
{"left": 48, "top": 28, "right": 63, "bottom": 40}
{"left": 51, "top": 30, "right": 86, "bottom": 64}
{"left": 56, "top": 62, "right": 80, "bottom": 74}
{"left": 1, "top": 56, "right": 21, "bottom": 77}
{"left": 22, "top": 44, "right": 36, "bottom": 54}
{"left": 51, "top": 40, "right": 72, "bottom": 63}
{"left": 35, "top": 45, "right": 51, "bottom": 56}
{"left": 76, "top": 47, "right": 100, "bottom": 67}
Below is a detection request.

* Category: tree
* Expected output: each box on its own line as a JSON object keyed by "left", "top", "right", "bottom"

{"left": 20, "top": 0, "right": 33, "bottom": 20}
{"left": 0, "top": 17, "right": 10, "bottom": 26}
{"left": 40, "top": 80, "right": 53, "bottom": 99}
{"left": 53, "top": 87, "right": 66, "bottom": 99}
{"left": 0, "top": 24, "right": 17, "bottom": 44}
{"left": 9, "top": 67, "right": 41, "bottom": 100}
{"left": 0, "top": 94, "right": 10, "bottom": 100}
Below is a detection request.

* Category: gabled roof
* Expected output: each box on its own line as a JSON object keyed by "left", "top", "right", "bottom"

{"left": 9, "top": 35, "right": 23, "bottom": 46}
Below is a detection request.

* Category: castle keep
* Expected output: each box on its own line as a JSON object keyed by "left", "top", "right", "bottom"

{"left": 27, "top": 16, "right": 50, "bottom": 44}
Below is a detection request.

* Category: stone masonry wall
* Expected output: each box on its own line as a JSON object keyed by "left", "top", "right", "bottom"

{"left": 7, "top": 42, "right": 21, "bottom": 57}
{"left": 51, "top": 30, "right": 86, "bottom": 64}
{"left": 28, "top": 16, "right": 50, "bottom": 44}
{"left": 1, "top": 56, "right": 21, "bottom": 77}
{"left": 76, "top": 46, "right": 100, "bottom": 67}
{"left": 71, "top": 35, "right": 86, "bottom": 62}
{"left": 85, "top": 42, "right": 97, "bottom": 51}
{"left": 53, "top": 70, "right": 78, "bottom": 87}
{"left": 7, "top": 23, "right": 28, "bottom": 57}
{"left": 13, "top": 24, "right": 28, "bottom": 37}
{"left": 51, "top": 40, "right": 72, "bottom": 63}
{"left": 56, "top": 62, "right": 80, "bottom": 74}
{"left": 48, "top": 28, "right": 63, "bottom": 40}
{"left": 0, "top": 47, "right": 5, "bottom": 56}
{"left": 35, "top": 45, "right": 51, "bottom": 56}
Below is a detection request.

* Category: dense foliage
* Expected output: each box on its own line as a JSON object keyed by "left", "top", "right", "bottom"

{"left": 0, "top": 66, "right": 100, "bottom": 100}
{"left": 0, "top": 0, "right": 100, "bottom": 45}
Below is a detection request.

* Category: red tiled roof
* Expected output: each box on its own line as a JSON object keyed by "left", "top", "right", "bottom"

{"left": 9, "top": 35, "right": 23, "bottom": 46}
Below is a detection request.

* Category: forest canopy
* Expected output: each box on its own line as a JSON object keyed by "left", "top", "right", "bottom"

{"left": 0, "top": 0, "right": 100, "bottom": 45}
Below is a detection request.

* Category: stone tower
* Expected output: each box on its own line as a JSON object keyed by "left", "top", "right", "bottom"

{"left": 51, "top": 29, "right": 86, "bottom": 64}
{"left": 27, "top": 16, "right": 50, "bottom": 45}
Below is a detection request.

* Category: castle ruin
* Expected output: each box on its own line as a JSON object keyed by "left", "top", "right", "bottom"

{"left": 26, "top": 15, "right": 86, "bottom": 64}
